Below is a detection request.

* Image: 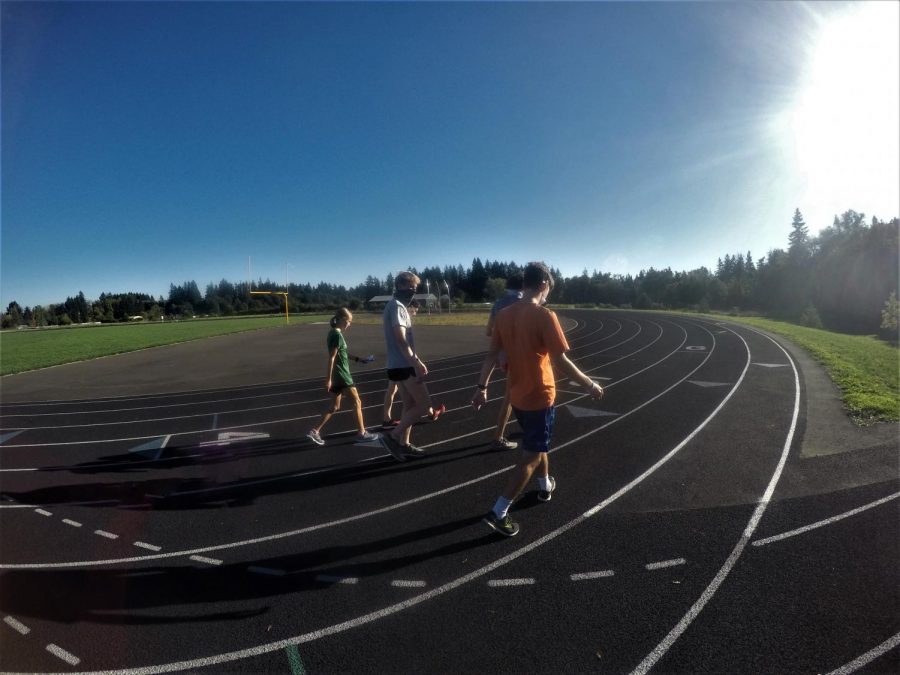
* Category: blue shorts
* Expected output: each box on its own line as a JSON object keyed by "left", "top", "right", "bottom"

{"left": 512, "top": 406, "right": 555, "bottom": 453}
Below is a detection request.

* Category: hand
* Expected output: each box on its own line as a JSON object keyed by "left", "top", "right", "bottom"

{"left": 413, "top": 358, "right": 428, "bottom": 378}
{"left": 471, "top": 388, "right": 487, "bottom": 411}
{"left": 325, "top": 379, "right": 332, "bottom": 392}
{"left": 364, "top": 354, "right": 375, "bottom": 364}
{"left": 589, "top": 382, "right": 604, "bottom": 399}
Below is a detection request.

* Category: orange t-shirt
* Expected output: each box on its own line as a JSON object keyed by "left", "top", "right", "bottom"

{"left": 492, "top": 302, "right": 570, "bottom": 410}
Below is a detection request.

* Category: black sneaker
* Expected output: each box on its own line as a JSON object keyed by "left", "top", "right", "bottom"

{"left": 379, "top": 434, "right": 407, "bottom": 462}
{"left": 403, "top": 443, "right": 426, "bottom": 458}
{"left": 483, "top": 511, "right": 520, "bottom": 537}
{"left": 537, "top": 476, "right": 556, "bottom": 502}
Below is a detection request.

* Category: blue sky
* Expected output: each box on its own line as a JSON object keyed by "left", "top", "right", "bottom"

{"left": 2, "top": 1, "right": 898, "bottom": 308}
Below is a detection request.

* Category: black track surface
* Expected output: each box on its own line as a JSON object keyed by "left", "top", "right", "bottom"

{"left": 0, "top": 310, "right": 897, "bottom": 674}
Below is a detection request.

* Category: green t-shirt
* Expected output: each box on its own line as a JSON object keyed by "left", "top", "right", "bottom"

{"left": 327, "top": 328, "right": 353, "bottom": 386}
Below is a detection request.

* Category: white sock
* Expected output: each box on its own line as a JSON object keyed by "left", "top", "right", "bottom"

{"left": 492, "top": 496, "right": 512, "bottom": 518}
{"left": 538, "top": 476, "right": 552, "bottom": 491}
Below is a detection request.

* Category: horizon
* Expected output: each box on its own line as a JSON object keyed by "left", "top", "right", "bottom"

{"left": 3, "top": 1, "right": 898, "bottom": 308}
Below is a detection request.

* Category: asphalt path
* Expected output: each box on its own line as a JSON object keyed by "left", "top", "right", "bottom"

{"left": 0, "top": 310, "right": 897, "bottom": 674}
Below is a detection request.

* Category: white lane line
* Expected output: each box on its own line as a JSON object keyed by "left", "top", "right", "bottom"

{"left": 823, "top": 631, "right": 900, "bottom": 675}
{"left": 0, "top": 317, "right": 734, "bottom": 674}
{"left": 487, "top": 578, "right": 535, "bottom": 587}
{"left": 34, "top": 508, "right": 52, "bottom": 516}
{"left": 645, "top": 558, "right": 686, "bottom": 571}
{"left": 61, "top": 518, "right": 82, "bottom": 528}
{"left": 570, "top": 570, "right": 615, "bottom": 581}
{"left": 190, "top": 555, "right": 223, "bottom": 566}
{"left": 134, "top": 541, "right": 162, "bottom": 551}
{"left": 46, "top": 643, "right": 81, "bottom": 665}
{"left": 0, "top": 503, "right": 33, "bottom": 508}
{"left": 391, "top": 580, "right": 427, "bottom": 588}
{"left": 633, "top": 323, "right": 799, "bottom": 675}
{"left": 248, "top": 566, "right": 286, "bottom": 577}
{"left": 0, "top": 320, "right": 703, "bottom": 569}
{"left": 3, "top": 615, "right": 31, "bottom": 634}
{"left": 95, "top": 530, "right": 119, "bottom": 540}
{"left": 315, "top": 575, "right": 358, "bottom": 585}
{"left": 752, "top": 491, "right": 900, "bottom": 547}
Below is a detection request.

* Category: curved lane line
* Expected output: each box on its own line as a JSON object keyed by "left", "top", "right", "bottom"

{"left": 0, "top": 318, "right": 743, "bottom": 674}
{"left": 630, "top": 323, "right": 799, "bottom": 675}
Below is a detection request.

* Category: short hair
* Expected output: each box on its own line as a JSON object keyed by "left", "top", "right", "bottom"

{"left": 395, "top": 271, "right": 421, "bottom": 290}
{"left": 506, "top": 271, "right": 524, "bottom": 291}
{"left": 523, "top": 261, "right": 554, "bottom": 290}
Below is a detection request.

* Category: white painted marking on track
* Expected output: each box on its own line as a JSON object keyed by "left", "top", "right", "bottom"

{"left": 391, "top": 580, "right": 427, "bottom": 588}
{"left": 570, "top": 570, "right": 615, "bottom": 581}
{"left": 0, "top": 503, "right": 32, "bottom": 508}
{"left": 687, "top": 380, "right": 731, "bottom": 388}
{"left": 645, "top": 558, "right": 685, "bottom": 571}
{"left": 566, "top": 405, "right": 619, "bottom": 418}
{"left": 62, "top": 518, "right": 82, "bottom": 527}
{"left": 753, "top": 362, "right": 788, "bottom": 368}
{"left": 315, "top": 575, "right": 358, "bottom": 585}
{"left": 190, "top": 555, "right": 223, "bottom": 566}
{"left": 3, "top": 615, "right": 30, "bottom": 634}
{"left": 34, "top": 508, "right": 52, "bottom": 516}
{"left": 134, "top": 541, "right": 162, "bottom": 551}
{"left": 488, "top": 578, "right": 535, "bottom": 587}
{"left": 248, "top": 566, "right": 286, "bottom": 576}
{"left": 95, "top": 530, "right": 119, "bottom": 539}
{"left": 632, "top": 324, "right": 800, "bottom": 675}
{"left": 0, "top": 430, "right": 24, "bottom": 444}
{"left": 46, "top": 643, "right": 81, "bottom": 665}
{"left": 752, "top": 491, "right": 900, "bottom": 547}
{"left": 823, "top": 630, "right": 900, "bottom": 675}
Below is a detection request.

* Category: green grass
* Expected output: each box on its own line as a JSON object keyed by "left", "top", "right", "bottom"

{"left": 702, "top": 315, "right": 899, "bottom": 424}
{"left": 0, "top": 315, "right": 329, "bottom": 375}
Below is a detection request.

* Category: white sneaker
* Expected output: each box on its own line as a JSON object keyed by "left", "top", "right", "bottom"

{"left": 356, "top": 431, "right": 380, "bottom": 443}
{"left": 537, "top": 476, "right": 556, "bottom": 502}
{"left": 306, "top": 429, "right": 325, "bottom": 446}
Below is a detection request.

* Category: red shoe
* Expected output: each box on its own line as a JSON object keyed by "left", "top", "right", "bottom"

{"left": 382, "top": 419, "right": 400, "bottom": 428}
{"left": 429, "top": 404, "right": 446, "bottom": 422}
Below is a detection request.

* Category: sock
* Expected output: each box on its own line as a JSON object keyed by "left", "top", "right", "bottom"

{"left": 492, "top": 496, "right": 512, "bottom": 518}
{"left": 538, "top": 476, "right": 551, "bottom": 491}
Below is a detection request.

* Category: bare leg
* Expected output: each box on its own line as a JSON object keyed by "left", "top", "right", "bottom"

{"left": 501, "top": 450, "right": 544, "bottom": 500}
{"left": 313, "top": 392, "right": 342, "bottom": 433}
{"left": 383, "top": 382, "right": 398, "bottom": 421}
{"left": 348, "top": 387, "right": 366, "bottom": 433}
{"left": 494, "top": 383, "right": 513, "bottom": 442}
{"left": 393, "top": 378, "right": 432, "bottom": 445}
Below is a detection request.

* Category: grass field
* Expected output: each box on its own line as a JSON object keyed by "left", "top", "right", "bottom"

{"left": 0, "top": 316, "right": 323, "bottom": 375}
{"left": 704, "top": 315, "right": 899, "bottom": 424}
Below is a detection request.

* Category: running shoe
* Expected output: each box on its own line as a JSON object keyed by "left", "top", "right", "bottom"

{"left": 428, "top": 404, "right": 446, "bottom": 422}
{"left": 537, "top": 476, "right": 556, "bottom": 502}
{"left": 483, "top": 512, "right": 520, "bottom": 537}
{"left": 306, "top": 429, "right": 325, "bottom": 446}
{"left": 379, "top": 434, "right": 407, "bottom": 462}
{"left": 355, "top": 431, "right": 380, "bottom": 443}
{"left": 382, "top": 419, "right": 401, "bottom": 428}
{"left": 490, "top": 437, "right": 518, "bottom": 451}
{"left": 403, "top": 443, "right": 426, "bottom": 458}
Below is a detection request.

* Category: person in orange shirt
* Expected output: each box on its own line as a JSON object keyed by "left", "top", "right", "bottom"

{"left": 471, "top": 261, "right": 604, "bottom": 537}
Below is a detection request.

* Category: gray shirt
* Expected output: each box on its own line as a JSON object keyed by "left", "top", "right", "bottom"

{"left": 383, "top": 298, "right": 415, "bottom": 369}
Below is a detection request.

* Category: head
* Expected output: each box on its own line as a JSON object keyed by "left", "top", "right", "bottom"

{"left": 408, "top": 299, "right": 420, "bottom": 315}
{"left": 506, "top": 271, "right": 524, "bottom": 292}
{"left": 330, "top": 307, "right": 353, "bottom": 330}
{"left": 394, "top": 271, "right": 421, "bottom": 305}
{"left": 523, "top": 261, "right": 554, "bottom": 304}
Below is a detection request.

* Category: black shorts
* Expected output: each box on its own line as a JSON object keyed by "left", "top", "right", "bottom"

{"left": 386, "top": 367, "right": 416, "bottom": 382}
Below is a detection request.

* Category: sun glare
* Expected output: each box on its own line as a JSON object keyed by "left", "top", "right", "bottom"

{"left": 786, "top": 1, "right": 899, "bottom": 228}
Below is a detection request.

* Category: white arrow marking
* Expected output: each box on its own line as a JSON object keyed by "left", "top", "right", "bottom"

{"left": 687, "top": 380, "right": 732, "bottom": 388}
{"left": 198, "top": 431, "right": 270, "bottom": 448}
{"left": 566, "top": 406, "right": 619, "bottom": 418}
{"left": 685, "top": 346, "right": 707, "bottom": 351}
{"left": 754, "top": 363, "right": 789, "bottom": 368}
{"left": 128, "top": 435, "right": 171, "bottom": 459}
{"left": 0, "top": 430, "right": 24, "bottom": 445}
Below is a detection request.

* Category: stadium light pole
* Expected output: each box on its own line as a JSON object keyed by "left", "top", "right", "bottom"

{"left": 442, "top": 279, "right": 451, "bottom": 314}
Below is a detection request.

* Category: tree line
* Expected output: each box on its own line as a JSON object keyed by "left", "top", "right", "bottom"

{"left": 3, "top": 209, "right": 898, "bottom": 337}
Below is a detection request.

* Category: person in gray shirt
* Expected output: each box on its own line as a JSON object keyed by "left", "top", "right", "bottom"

{"left": 378, "top": 271, "right": 434, "bottom": 461}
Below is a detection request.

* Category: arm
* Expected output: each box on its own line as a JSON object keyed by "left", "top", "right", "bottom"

{"left": 325, "top": 347, "right": 338, "bottom": 391}
{"left": 551, "top": 352, "right": 604, "bottom": 399}
{"left": 393, "top": 324, "right": 427, "bottom": 377}
{"left": 471, "top": 341, "right": 501, "bottom": 410}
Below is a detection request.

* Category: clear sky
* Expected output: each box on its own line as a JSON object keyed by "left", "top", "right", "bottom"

{"left": 2, "top": 0, "right": 898, "bottom": 308}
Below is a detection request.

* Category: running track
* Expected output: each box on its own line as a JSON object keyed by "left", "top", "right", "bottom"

{"left": 0, "top": 310, "right": 897, "bottom": 674}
